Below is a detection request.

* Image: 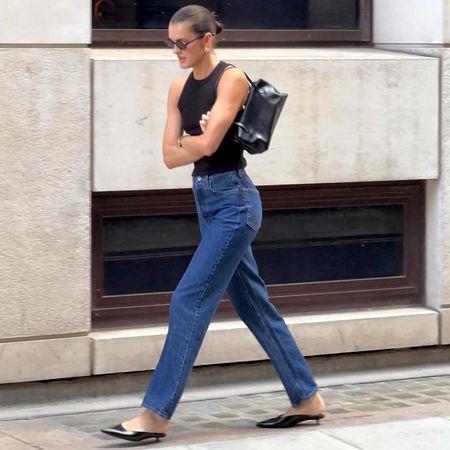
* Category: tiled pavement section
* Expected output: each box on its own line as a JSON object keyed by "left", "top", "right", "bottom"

{"left": 0, "top": 375, "right": 449, "bottom": 449}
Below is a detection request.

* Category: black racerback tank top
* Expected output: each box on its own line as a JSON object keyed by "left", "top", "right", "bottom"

{"left": 178, "top": 61, "right": 246, "bottom": 176}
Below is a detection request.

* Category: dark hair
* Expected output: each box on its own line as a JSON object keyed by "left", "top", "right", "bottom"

{"left": 170, "top": 5, "right": 224, "bottom": 36}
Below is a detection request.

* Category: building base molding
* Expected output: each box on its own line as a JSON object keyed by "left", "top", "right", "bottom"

{"left": 0, "top": 307, "right": 441, "bottom": 384}
{"left": 0, "top": 337, "right": 91, "bottom": 384}
{"left": 91, "top": 307, "right": 439, "bottom": 375}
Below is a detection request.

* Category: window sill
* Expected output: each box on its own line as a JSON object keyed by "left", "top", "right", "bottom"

{"left": 90, "top": 47, "right": 434, "bottom": 61}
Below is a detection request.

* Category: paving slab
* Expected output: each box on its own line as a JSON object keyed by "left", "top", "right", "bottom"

{"left": 0, "top": 418, "right": 105, "bottom": 450}
{"left": 154, "top": 417, "right": 450, "bottom": 450}
{"left": 0, "top": 433, "right": 35, "bottom": 450}
{"left": 326, "top": 417, "right": 450, "bottom": 450}
{"left": 183, "top": 432, "right": 356, "bottom": 450}
{"left": 0, "top": 420, "right": 444, "bottom": 450}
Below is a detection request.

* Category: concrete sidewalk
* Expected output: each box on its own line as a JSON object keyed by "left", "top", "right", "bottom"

{"left": 0, "top": 375, "right": 449, "bottom": 449}
{"left": 159, "top": 417, "right": 450, "bottom": 450}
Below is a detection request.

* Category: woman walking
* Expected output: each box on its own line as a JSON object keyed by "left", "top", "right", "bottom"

{"left": 102, "top": 4, "right": 325, "bottom": 443}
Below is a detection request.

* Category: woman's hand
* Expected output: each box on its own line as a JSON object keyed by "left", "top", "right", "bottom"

{"left": 199, "top": 111, "right": 211, "bottom": 133}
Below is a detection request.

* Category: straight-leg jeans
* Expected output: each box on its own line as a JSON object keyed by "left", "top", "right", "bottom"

{"left": 142, "top": 169, "right": 318, "bottom": 419}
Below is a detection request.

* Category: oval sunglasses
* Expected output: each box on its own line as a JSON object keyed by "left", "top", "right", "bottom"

{"left": 165, "top": 34, "right": 206, "bottom": 50}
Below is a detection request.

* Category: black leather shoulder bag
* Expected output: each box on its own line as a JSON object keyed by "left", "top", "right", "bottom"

{"left": 233, "top": 72, "right": 288, "bottom": 154}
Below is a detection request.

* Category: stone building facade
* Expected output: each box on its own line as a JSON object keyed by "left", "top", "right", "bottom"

{"left": 0, "top": 1, "right": 449, "bottom": 383}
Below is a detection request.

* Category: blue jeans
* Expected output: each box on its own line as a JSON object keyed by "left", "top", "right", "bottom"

{"left": 142, "top": 169, "right": 318, "bottom": 419}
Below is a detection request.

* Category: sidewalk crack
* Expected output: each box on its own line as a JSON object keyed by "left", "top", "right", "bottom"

{"left": 0, "top": 430, "right": 45, "bottom": 450}
{"left": 323, "top": 431, "right": 363, "bottom": 450}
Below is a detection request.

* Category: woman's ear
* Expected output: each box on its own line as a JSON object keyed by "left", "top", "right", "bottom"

{"left": 204, "top": 32, "right": 214, "bottom": 46}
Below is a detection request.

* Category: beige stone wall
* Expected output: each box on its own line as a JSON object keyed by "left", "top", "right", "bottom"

{"left": 0, "top": 337, "right": 90, "bottom": 383}
{"left": 428, "top": 49, "right": 450, "bottom": 326}
{"left": 445, "top": 0, "right": 450, "bottom": 43}
{"left": 0, "top": 49, "right": 91, "bottom": 339}
{"left": 375, "top": 45, "right": 450, "bottom": 341}
{"left": 0, "top": 2, "right": 447, "bottom": 383}
{"left": 442, "top": 309, "right": 450, "bottom": 344}
{"left": 0, "top": 1, "right": 91, "bottom": 44}
{"left": 369, "top": 0, "right": 450, "bottom": 345}
{"left": 373, "top": 0, "right": 445, "bottom": 44}
{"left": 436, "top": 50, "right": 450, "bottom": 312}
{"left": 0, "top": 0, "right": 92, "bottom": 374}
{"left": 92, "top": 48, "right": 439, "bottom": 192}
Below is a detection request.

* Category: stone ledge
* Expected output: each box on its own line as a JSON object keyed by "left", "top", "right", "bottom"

{"left": 92, "top": 48, "right": 439, "bottom": 192}
{"left": 0, "top": 337, "right": 91, "bottom": 384}
{"left": 91, "top": 307, "right": 439, "bottom": 375}
{"left": 0, "top": 307, "right": 441, "bottom": 384}
{"left": 91, "top": 47, "right": 436, "bottom": 61}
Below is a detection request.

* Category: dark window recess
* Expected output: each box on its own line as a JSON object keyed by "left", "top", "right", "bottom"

{"left": 92, "top": 0, "right": 372, "bottom": 45}
{"left": 103, "top": 205, "right": 403, "bottom": 297}
{"left": 92, "top": 181, "right": 423, "bottom": 329}
{"left": 254, "top": 206, "right": 403, "bottom": 284}
{"left": 93, "top": 0, "right": 358, "bottom": 30}
{"left": 104, "top": 214, "right": 200, "bottom": 295}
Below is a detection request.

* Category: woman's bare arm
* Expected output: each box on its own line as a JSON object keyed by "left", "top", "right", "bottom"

{"left": 162, "top": 77, "right": 205, "bottom": 169}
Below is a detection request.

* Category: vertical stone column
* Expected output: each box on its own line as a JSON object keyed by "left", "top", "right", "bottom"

{"left": 0, "top": 1, "right": 92, "bottom": 382}
{"left": 438, "top": 49, "right": 450, "bottom": 343}
{"left": 373, "top": 0, "right": 450, "bottom": 343}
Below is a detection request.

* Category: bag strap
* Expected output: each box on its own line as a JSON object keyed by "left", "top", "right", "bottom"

{"left": 218, "top": 63, "right": 255, "bottom": 112}
{"left": 241, "top": 71, "right": 255, "bottom": 88}
{"left": 222, "top": 63, "right": 256, "bottom": 89}
{"left": 214, "top": 63, "right": 235, "bottom": 91}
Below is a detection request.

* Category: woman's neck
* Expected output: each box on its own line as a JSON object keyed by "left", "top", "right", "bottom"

{"left": 192, "top": 53, "right": 219, "bottom": 80}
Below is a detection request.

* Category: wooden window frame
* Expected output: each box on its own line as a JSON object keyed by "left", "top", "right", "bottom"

{"left": 92, "top": 0, "right": 372, "bottom": 46}
{"left": 92, "top": 180, "right": 424, "bottom": 329}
